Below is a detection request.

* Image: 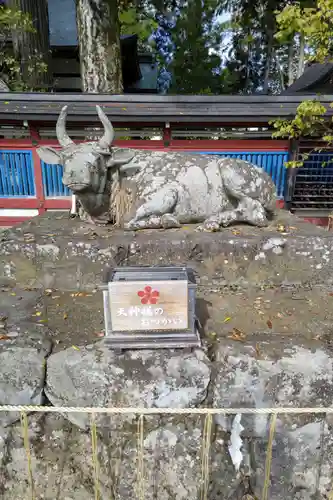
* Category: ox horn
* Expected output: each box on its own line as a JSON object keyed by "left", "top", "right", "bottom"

{"left": 56, "top": 105, "right": 74, "bottom": 147}
{"left": 96, "top": 105, "right": 115, "bottom": 148}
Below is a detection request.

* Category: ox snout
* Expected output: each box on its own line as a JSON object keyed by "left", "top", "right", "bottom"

{"left": 62, "top": 171, "right": 91, "bottom": 192}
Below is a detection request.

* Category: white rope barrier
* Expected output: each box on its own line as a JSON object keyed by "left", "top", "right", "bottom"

{"left": 7, "top": 405, "right": 332, "bottom": 500}
{"left": 0, "top": 405, "right": 331, "bottom": 414}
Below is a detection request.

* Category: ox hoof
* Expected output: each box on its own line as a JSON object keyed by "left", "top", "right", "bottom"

{"left": 124, "top": 221, "right": 140, "bottom": 231}
{"left": 161, "top": 214, "right": 180, "bottom": 229}
{"left": 125, "top": 219, "right": 154, "bottom": 230}
{"left": 203, "top": 220, "right": 220, "bottom": 232}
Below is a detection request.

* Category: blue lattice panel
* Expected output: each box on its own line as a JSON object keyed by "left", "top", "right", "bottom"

{"left": 41, "top": 162, "right": 70, "bottom": 197}
{"left": 0, "top": 150, "right": 35, "bottom": 197}
{"left": 196, "top": 151, "right": 288, "bottom": 198}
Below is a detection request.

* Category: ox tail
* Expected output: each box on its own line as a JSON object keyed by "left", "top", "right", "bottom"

{"left": 110, "top": 172, "right": 136, "bottom": 227}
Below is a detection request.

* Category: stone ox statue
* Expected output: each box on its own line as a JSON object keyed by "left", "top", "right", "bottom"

{"left": 37, "top": 105, "right": 277, "bottom": 231}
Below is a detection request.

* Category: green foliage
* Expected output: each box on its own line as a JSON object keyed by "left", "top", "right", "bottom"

{"left": 0, "top": 5, "right": 34, "bottom": 32}
{"left": 119, "top": 3, "right": 158, "bottom": 49}
{"left": 275, "top": 0, "right": 333, "bottom": 63}
{"left": 272, "top": 1, "right": 333, "bottom": 167}
{"left": 221, "top": 0, "right": 294, "bottom": 94}
{"left": 168, "top": 0, "right": 226, "bottom": 94}
{"left": 270, "top": 100, "right": 330, "bottom": 167}
{"left": 118, "top": 0, "right": 235, "bottom": 94}
{"left": 0, "top": 5, "right": 48, "bottom": 91}
{"left": 271, "top": 100, "right": 327, "bottom": 139}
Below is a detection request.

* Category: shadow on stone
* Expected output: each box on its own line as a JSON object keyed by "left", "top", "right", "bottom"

{"left": 196, "top": 297, "right": 212, "bottom": 332}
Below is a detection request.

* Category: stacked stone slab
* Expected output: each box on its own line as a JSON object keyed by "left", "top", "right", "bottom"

{"left": 1, "top": 212, "right": 333, "bottom": 498}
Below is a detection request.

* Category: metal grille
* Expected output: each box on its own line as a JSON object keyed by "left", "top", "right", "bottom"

{"left": 0, "top": 127, "right": 30, "bottom": 139}
{"left": 38, "top": 127, "right": 163, "bottom": 141}
{"left": 291, "top": 143, "right": 333, "bottom": 211}
{"left": 172, "top": 127, "right": 272, "bottom": 139}
{"left": 195, "top": 151, "right": 288, "bottom": 198}
{"left": 0, "top": 150, "right": 35, "bottom": 197}
{"left": 41, "top": 162, "right": 70, "bottom": 197}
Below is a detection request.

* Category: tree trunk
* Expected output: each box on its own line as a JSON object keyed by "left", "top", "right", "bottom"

{"left": 262, "top": 33, "right": 273, "bottom": 94}
{"left": 297, "top": 32, "right": 305, "bottom": 78}
{"left": 76, "top": 0, "right": 123, "bottom": 93}
{"left": 287, "top": 41, "right": 294, "bottom": 86}
{"left": 8, "top": 0, "right": 52, "bottom": 90}
{"left": 274, "top": 50, "right": 285, "bottom": 92}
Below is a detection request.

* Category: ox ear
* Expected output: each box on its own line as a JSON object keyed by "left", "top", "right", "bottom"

{"left": 104, "top": 149, "right": 135, "bottom": 168}
{"left": 36, "top": 146, "right": 62, "bottom": 165}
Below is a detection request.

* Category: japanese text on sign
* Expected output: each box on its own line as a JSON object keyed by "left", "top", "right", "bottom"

{"left": 108, "top": 280, "right": 188, "bottom": 332}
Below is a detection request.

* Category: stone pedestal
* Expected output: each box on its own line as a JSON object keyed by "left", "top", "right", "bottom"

{"left": 1, "top": 210, "right": 333, "bottom": 291}
{"left": 1, "top": 212, "right": 333, "bottom": 498}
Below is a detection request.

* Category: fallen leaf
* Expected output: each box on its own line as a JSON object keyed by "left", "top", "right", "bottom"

{"left": 35, "top": 311, "right": 42, "bottom": 317}
{"left": 72, "top": 345, "right": 80, "bottom": 350}
{"left": 228, "top": 333, "right": 246, "bottom": 342}
{"left": 44, "top": 289, "right": 53, "bottom": 296}
{"left": 0, "top": 335, "right": 10, "bottom": 340}
{"left": 94, "top": 332, "right": 105, "bottom": 338}
{"left": 255, "top": 343, "right": 261, "bottom": 358}
{"left": 329, "top": 293, "right": 333, "bottom": 297}
{"left": 63, "top": 313, "right": 68, "bottom": 320}
{"left": 266, "top": 320, "right": 273, "bottom": 329}
{"left": 276, "top": 312, "right": 283, "bottom": 318}
{"left": 228, "top": 327, "right": 246, "bottom": 342}
{"left": 10, "top": 292, "right": 16, "bottom": 296}
{"left": 224, "top": 317, "right": 231, "bottom": 323}
{"left": 233, "top": 328, "right": 243, "bottom": 335}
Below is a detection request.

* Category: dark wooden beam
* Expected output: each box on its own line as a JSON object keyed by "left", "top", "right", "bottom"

{"left": 0, "top": 93, "right": 332, "bottom": 126}
{"left": 1, "top": 93, "right": 333, "bottom": 103}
